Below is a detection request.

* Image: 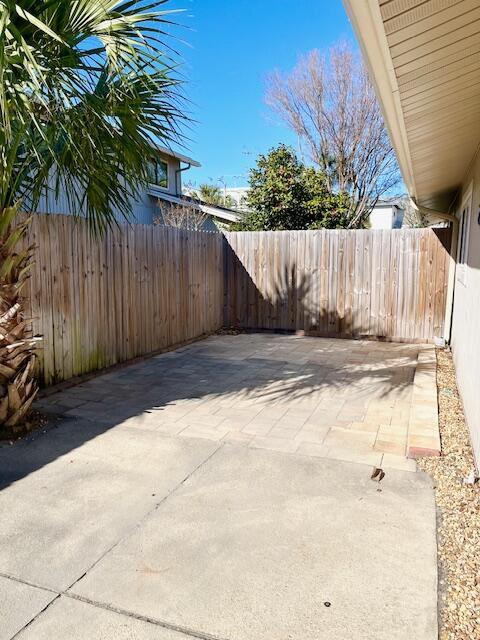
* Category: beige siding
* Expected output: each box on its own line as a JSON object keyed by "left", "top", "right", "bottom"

{"left": 345, "top": 0, "right": 480, "bottom": 210}
{"left": 451, "top": 153, "right": 480, "bottom": 467}
{"left": 344, "top": 0, "right": 480, "bottom": 469}
{"left": 380, "top": 0, "right": 480, "bottom": 209}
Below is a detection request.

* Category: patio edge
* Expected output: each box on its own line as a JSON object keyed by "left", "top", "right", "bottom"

{"left": 407, "top": 347, "right": 441, "bottom": 458}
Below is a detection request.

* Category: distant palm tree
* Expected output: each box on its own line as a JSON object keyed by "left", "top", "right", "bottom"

{"left": 197, "top": 184, "right": 235, "bottom": 208}
{"left": 0, "top": 0, "right": 186, "bottom": 431}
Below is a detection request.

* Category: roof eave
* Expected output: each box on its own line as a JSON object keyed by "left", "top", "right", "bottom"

{"left": 151, "top": 142, "right": 201, "bottom": 168}
{"left": 148, "top": 189, "right": 240, "bottom": 223}
{"left": 342, "top": 0, "right": 416, "bottom": 198}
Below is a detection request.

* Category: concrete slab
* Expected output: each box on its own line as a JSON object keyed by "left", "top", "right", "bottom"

{"left": 0, "top": 424, "right": 218, "bottom": 591}
{"left": 3, "top": 336, "right": 439, "bottom": 638}
{"left": 0, "top": 576, "right": 55, "bottom": 640}
{"left": 15, "top": 597, "right": 194, "bottom": 639}
{"left": 72, "top": 444, "right": 438, "bottom": 640}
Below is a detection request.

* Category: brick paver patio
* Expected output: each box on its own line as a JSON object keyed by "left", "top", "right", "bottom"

{"left": 36, "top": 333, "right": 440, "bottom": 472}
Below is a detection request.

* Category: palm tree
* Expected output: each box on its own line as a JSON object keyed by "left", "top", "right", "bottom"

{"left": 197, "top": 184, "right": 235, "bottom": 208}
{"left": 0, "top": 0, "right": 186, "bottom": 432}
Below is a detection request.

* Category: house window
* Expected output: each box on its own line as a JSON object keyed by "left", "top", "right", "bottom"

{"left": 147, "top": 159, "right": 168, "bottom": 189}
{"left": 457, "top": 192, "right": 472, "bottom": 286}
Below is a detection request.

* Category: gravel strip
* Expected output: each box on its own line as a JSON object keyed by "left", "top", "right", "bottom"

{"left": 417, "top": 349, "right": 480, "bottom": 639}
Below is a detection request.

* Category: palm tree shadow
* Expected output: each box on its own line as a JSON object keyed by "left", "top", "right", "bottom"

{"left": 224, "top": 239, "right": 353, "bottom": 337}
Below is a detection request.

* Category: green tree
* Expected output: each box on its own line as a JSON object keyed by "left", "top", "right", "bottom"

{"left": 233, "top": 145, "right": 349, "bottom": 231}
{"left": 0, "top": 1, "right": 184, "bottom": 431}
{"left": 302, "top": 168, "right": 350, "bottom": 229}
{"left": 266, "top": 43, "right": 400, "bottom": 226}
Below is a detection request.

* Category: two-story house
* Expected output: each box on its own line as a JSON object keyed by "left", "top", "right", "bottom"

{"left": 36, "top": 145, "right": 239, "bottom": 230}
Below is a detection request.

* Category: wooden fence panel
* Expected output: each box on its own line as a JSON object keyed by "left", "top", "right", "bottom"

{"left": 223, "top": 228, "right": 452, "bottom": 343}
{"left": 23, "top": 218, "right": 452, "bottom": 387}
{"left": 25, "top": 214, "right": 224, "bottom": 385}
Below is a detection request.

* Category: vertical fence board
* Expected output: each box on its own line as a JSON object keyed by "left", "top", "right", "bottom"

{"left": 26, "top": 214, "right": 224, "bottom": 385}
{"left": 25, "top": 219, "right": 453, "bottom": 387}
{"left": 223, "top": 228, "right": 452, "bottom": 343}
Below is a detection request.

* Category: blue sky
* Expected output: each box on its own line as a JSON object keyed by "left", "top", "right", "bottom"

{"left": 166, "top": 0, "right": 354, "bottom": 188}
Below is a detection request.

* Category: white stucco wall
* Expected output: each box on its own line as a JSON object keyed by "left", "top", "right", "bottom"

{"left": 369, "top": 205, "right": 394, "bottom": 229}
{"left": 369, "top": 205, "right": 405, "bottom": 229}
{"left": 451, "top": 151, "right": 480, "bottom": 469}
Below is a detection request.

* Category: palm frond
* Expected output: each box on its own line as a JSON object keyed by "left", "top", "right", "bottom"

{"left": 0, "top": 0, "right": 187, "bottom": 232}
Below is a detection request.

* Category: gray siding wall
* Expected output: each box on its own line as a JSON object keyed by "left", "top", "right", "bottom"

{"left": 36, "top": 184, "right": 157, "bottom": 225}
{"left": 33, "top": 151, "right": 183, "bottom": 225}
{"left": 35, "top": 187, "right": 222, "bottom": 231}
{"left": 154, "top": 200, "right": 221, "bottom": 232}
{"left": 163, "top": 153, "right": 181, "bottom": 195}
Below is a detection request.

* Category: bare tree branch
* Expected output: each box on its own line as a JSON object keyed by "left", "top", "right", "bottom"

{"left": 155, "top": 198, "right": 209, "bottom": 231}
{"left": 403, "top": 199, "right": 430, "bottom": 228}
{"left": 266, "top": 43, "right": 401, "bottom": 227}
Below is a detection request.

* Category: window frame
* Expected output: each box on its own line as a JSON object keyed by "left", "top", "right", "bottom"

{"left": 147, "top": 158, "right": 169, "bottom": 190}
{"left": 456, "top": 183, "right": 473, "bottom": 287}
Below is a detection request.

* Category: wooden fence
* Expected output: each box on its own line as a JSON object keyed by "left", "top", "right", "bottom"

{"left": 23, "top": 217, "right": 452, "bottom": 386}
{"left": 25, "top": 214, "right": 224, "bottom": 385}
{"left": 223, "top": 228, "right": 452, "bottom": 342}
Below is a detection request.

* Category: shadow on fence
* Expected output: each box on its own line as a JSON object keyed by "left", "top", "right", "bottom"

{"left": 225, "top": 256, "right": 358, "bottom": 338}
{"left": 223, "top": 228, "right": 452, "bottom": 342}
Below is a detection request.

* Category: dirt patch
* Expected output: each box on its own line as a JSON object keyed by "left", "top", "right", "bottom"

{"left": 215, "top": 327, "right": 245, "bottom": 335}
{"left": 418, "top": 349, "right": 480, "bottom": 640}
{"left": 0, "top": 410, "right": 52, "bottom": 445}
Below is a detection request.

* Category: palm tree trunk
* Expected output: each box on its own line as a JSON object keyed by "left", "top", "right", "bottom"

{"left": 0, "top": 208, "right": 41, "bottom": 434}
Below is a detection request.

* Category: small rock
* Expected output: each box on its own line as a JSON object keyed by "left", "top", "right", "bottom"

{"left": 462, "top": 470, "right": 478, "bottom": 485}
